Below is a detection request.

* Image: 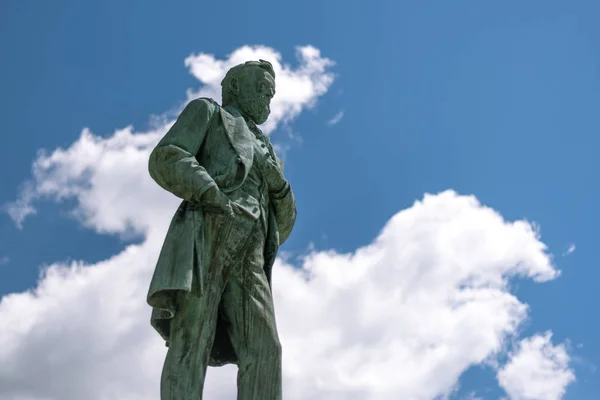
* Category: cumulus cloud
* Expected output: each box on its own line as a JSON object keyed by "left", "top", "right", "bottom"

{"left": 4, "top": 125, "right": 171, "bottom": 234}
{"left": 497, "top": 333, "right": 575, "bottom": 400}
{"left": 184, "top": 45, "right": 335, "bottom": 134}
{"left": 0, "top": 45, "right": 574, "bottom": 399}
{"left": 272, "top": 192, "right": 560, "bottom": 399}
{"left": 4, "top": 45, "right": 336, "bottom": 229}
{"left": 0, "top": 181, "right": 568, "bottom": 399}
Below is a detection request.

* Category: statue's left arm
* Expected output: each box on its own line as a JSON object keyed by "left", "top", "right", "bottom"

{"left": 269, "top": 152, "right": 296, "bottom": 244}
{"left": 270, "top": 181, "right": 296, "bottom": 244}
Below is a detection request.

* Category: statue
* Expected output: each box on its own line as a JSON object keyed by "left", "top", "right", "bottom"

{"left": 146, "top": 59, "right": 296, "bottom": 399}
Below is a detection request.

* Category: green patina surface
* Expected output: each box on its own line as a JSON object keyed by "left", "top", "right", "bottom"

{"left": 146, "top": 60, "right": 296, "bottom": 399}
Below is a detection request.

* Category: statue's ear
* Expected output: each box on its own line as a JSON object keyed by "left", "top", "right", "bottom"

{"left": 229, "top": 76, "right": 239, "bottom": 96}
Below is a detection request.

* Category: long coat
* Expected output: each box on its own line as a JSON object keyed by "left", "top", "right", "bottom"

{"left": 146, "top": 98, "right": 297, "bottom": 366}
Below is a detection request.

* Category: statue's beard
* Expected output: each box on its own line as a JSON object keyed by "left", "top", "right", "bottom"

{"left": 238, "top": 96, "right": 270, "bottom": 125}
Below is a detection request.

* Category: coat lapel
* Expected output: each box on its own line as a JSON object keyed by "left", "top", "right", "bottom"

{"left": 219, "top": 107, "right": 254, "bottom": 179}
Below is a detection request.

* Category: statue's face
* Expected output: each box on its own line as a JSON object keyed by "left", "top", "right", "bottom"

{"left": 236, "top": 68, "right": 276, "bottom": 125}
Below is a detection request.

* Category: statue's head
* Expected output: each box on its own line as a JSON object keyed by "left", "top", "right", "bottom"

{"left": 221, "top": 59, "right": 276, "bottom": 125}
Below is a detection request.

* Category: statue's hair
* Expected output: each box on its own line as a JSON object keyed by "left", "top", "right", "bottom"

{"left": 221, "top": 59, "right": 275, "bottom": 106}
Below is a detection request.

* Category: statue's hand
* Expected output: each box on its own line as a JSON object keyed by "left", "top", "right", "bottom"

{"left": 199, "top": 186, "right": 238, "bottom": 218}
{"left": 261, "top": 157, "right": 288, "bottom": 194}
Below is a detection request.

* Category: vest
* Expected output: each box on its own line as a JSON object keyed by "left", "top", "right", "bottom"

{"left": 239, "top": 135, "right": 270, "bottom": 233}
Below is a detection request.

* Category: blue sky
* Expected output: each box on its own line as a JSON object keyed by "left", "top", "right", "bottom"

{"left": 1, "top": 1, "right": 599, "bottom": 399}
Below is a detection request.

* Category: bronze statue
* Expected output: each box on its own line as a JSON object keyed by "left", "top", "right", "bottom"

{"left": 146, "top": 59, "right": 296, "bottom": 399}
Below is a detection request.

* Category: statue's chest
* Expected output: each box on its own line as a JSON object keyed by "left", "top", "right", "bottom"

{"left": 200, "top": 123, "right": 237, "bottom": 165}
{"left": 197, "top": 112, "right": 258, "bottom": 192}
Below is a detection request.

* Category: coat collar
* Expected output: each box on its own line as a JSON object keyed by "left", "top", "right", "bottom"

{"left": 223, "top": 105, "right": 267, "bottom": 140}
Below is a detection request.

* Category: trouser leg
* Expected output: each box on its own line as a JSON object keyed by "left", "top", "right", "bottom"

{"left": 160, "top": 285, "right": 222, "bottom": 399}
{"left": 160, "top": 213, "right": 235, "bottom": 400}
{"left": 221, "top": 221, "right": 282, "bottom": 400}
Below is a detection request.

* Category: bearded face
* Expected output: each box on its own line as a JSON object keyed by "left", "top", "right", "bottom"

{"left": 237, "top": 95, "right": 271, "bottom": 125}
{"left": 235, "top": 69, "right": 276, "bottom": 125}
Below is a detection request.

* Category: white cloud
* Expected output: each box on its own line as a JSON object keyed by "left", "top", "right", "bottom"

{"left": 0, "top": 45, "right": 573, "bottom": 399}
{"left": 184, "top": 45, "right": 335, "bottom": 134}
{"left": 562, "top": 244, "right": 575, "bottom": 256}
{"left": 0, "top": 183, "right": 566, "bottom": 399}
{"left": 497, "top": 332, "right": 575, "bottom": 400}
{"left": 4, "top": 45, "right": 336, "bottom": 229}
{"left": 3, "top": 181, "right": 37, "bottom": 229}
{"left": 327, "top": 110, "right": 344, "bottom": 125}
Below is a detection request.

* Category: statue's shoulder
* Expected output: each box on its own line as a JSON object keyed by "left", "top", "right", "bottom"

{"left": 187, "top": 98, "right": 239, "bottom": 130}
{"left": 188, "top": 97, "right": 221, "bottom": 115}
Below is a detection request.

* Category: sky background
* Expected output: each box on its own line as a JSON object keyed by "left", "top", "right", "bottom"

{"left": 1, "top": 0, "right": 599, "bottom": 399}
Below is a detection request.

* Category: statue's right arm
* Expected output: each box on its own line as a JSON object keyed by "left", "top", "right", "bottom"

{"left": 148, "top": 98, "right": 218, "bottom": 203}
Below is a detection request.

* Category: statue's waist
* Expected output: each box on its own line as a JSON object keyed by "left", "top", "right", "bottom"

{"left": 231, "top": 179, "right": 269, "bottom": 221}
